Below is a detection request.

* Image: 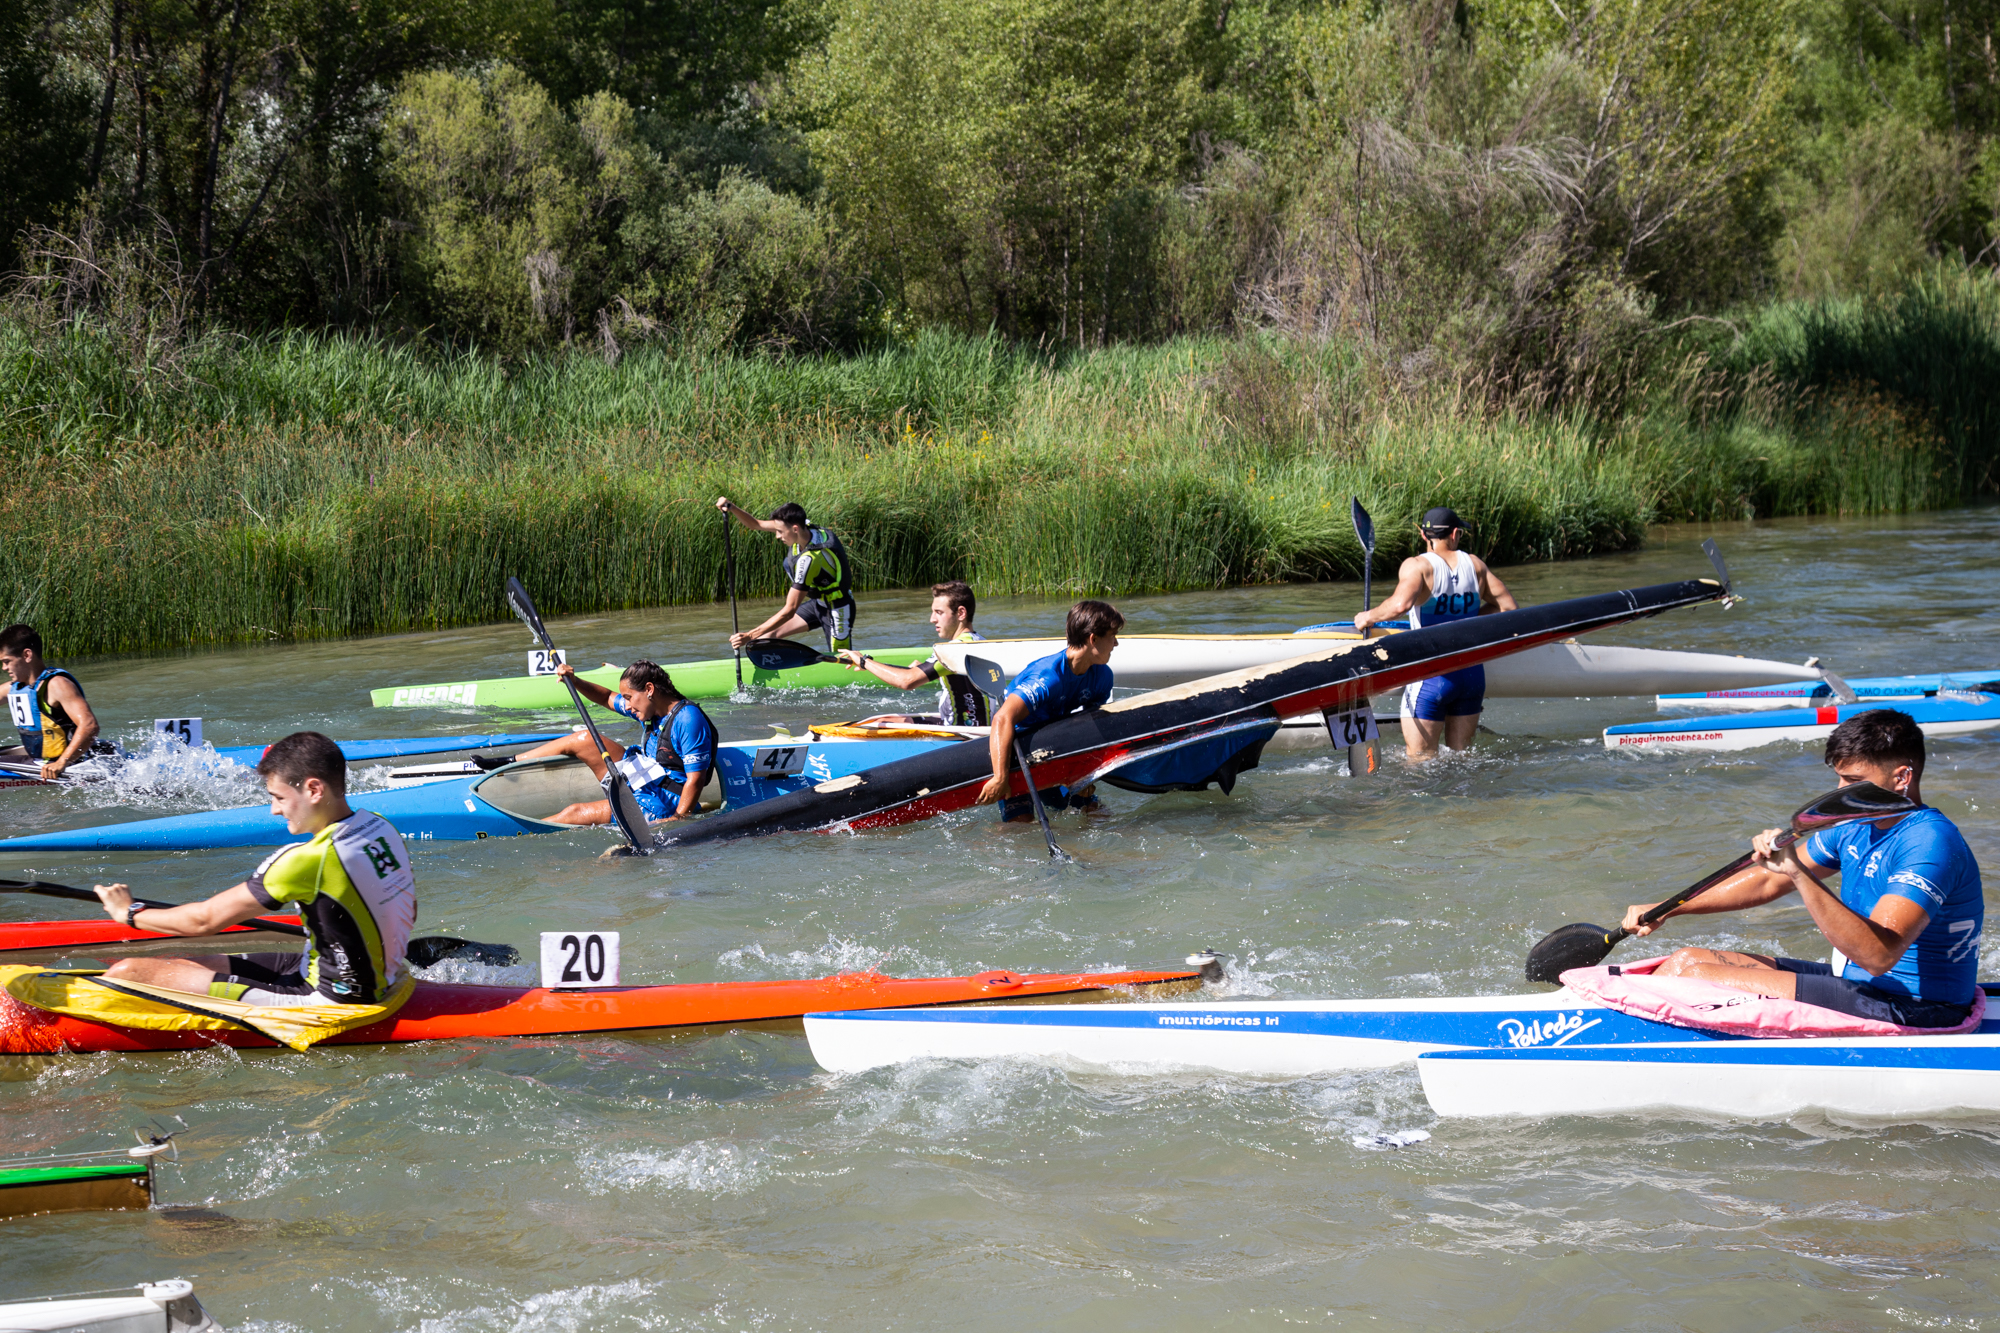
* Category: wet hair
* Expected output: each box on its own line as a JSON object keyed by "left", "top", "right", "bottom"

{"left": 621, "top": 660, "right": 683, "bottom": 701}
{"left": 1824, "top": 708, "right": 1926, "bottom": 777}
{"left": 768, "top": 502, "right": 810, "bottom": 528}
{"left": 257, "top": 731, "right": 348, "bottom": 794}
{"left": 0, "top": 623, "right": 43, "bottom": 656}
{"left": 1066, "top": 599, "right": 1125, "bottom": 647}
{"left": 931, "top": 580, "right": 976, "bottom": 622}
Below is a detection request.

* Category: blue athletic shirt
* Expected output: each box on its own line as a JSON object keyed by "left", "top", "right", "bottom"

{"left": 1005, "top": 650, "right": 1113, "bottom": 730}
{"left": 1805, "top": 806, "right": 1984, "bottom": 1004}
{"left": 611, "top": 696, "right": 717, "bottom": 786}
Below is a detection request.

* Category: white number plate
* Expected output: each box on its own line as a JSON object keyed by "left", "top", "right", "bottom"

{"left": 752, "top": 745, "right": 807, "bottom": 777}
{"left": 614, "top": 751, "right": 668, "bottom": 788}
{"left": 7, "top": 692, "right": 35, "bottom": 729}
{"left": 539, "top": 931, "right": 621, "bottom": 989}
{"left": 527, "top": 649, "right": 568, "bottom": 677}
{"left": 1322, "top": 704, "right": 1379, "bottom": 748}
{"left": 154, "top": 717, "right": 203, "bottom": 747}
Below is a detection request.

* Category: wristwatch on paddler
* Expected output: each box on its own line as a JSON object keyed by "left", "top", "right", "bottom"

{"left": 126, "top": 901, "right": 144, "bottom": 928}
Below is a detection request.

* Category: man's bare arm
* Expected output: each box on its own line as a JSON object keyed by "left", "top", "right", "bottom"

{"left": 1475, "top": 560, "right": 1518, "bottom": 614}
{"left": 41, "top": 674, "right": 99, "bottom": 775}
{"left": 976, "top": 696, "right": 1028, "bottom": 804}
{"left": 94, "top": 882, "right": 269, "bottom": 937}
{"left": 837, "top": 652, "right": 931, "bottom": 689}
{"left": 1353, "top": 558, "right": 1432, "bottom": 629}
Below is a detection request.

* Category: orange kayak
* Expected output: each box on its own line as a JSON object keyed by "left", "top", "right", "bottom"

{"left": 0, "top": 964, "right": 1208, "bottom": 1054}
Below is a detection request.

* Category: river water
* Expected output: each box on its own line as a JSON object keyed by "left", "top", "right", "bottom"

{"left": 4, "top": 511, "right": 1998, "bottom": 1330}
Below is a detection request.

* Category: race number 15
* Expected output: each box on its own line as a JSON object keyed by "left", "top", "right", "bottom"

{"left": 154, "top": 717, "right": 204, "bottom": 747}
{"left": 527, "top": 649, "right": 568, "bottom": 677}
{"left": 539, "top": 931, "right": 621, "bottom": 989}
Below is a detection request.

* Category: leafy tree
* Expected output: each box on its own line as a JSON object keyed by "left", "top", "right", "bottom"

{"left": 0, "top": 0, "right": 92, "bottom": 271}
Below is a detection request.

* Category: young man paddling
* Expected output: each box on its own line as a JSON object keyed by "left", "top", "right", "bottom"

{"left": 1, "top": 623, "right": 112, "bottom": 780}
{"left": 89, "top": 732, "right": 417, "bottom": 1006}
{"left": 1352, "top": 508, "right": 1516, "bottom": 762}
{"left": 715, "top": 497, "right": 858, "bottom": 653}
{"left": 1621, "top": 710, "right": 1983, "bottom": 1027}
{"left": 512, "top": 661, "right": 717, "bottom": 825}
{"left": 975, "top": 600, "right": 1122, "bottom": 822}
{"left": 836, "top": 580, "right": 990, "bottom": 725}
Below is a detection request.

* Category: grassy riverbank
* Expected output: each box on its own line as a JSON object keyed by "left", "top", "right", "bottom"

{"left": 2, "top": 273, "right": 1992, "bottom": 658}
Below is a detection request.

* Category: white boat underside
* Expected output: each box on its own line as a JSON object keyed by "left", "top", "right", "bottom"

{"left": 1606, "top": 716, "right": 2000, "bottom": 752}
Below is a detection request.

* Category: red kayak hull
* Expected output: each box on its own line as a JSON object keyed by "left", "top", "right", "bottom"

{"left": 0, "top": 966, "right": 1202, "bottom": 1053}
{"left": 0, "top": 917, "right": 299, "bottom": 954}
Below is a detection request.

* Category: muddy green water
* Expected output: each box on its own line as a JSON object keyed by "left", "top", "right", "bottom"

{"left": 4, "top": 513, "right": 1998, "bottom": 1330}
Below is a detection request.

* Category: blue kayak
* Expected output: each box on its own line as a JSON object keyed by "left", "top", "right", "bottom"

{"left": 1657, "top": 671, "right": 2000, "bottom": 711}
{"left": 1606, "top": 690, "right": 2000, "bottom": 751}
{"left": 207, "top": 733, "right": 569, "bottom": 765}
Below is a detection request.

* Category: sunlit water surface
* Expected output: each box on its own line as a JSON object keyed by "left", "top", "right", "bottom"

{"left": 4, "top": 512, "right": 1998, "bottom": 1329}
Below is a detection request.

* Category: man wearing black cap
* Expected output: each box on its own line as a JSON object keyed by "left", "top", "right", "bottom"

{"left": 1353, "top": 507, "right": 1516, "bottom": 761}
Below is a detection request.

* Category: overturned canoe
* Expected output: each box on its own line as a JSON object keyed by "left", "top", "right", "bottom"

{"left": 1656, "top": 670, "right": 2000, "bottom": 711}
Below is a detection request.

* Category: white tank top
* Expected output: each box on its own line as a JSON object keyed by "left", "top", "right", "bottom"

{"left": 1411, "top": 551, "right": 1481, "bottom": 626}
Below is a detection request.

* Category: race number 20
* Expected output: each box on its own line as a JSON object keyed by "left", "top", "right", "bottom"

{"left": 539, "top": 931, "right": 621, "bottom": 989}
{"left": 154, "top": 717, "right": 204, "bottom": 747}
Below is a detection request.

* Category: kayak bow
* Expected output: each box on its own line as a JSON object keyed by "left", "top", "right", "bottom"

{"left": 1605, "top": 690, "right": 2000, "bottom": 751}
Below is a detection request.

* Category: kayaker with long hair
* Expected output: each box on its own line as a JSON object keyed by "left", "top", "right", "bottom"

{"left": 512, "top": 661, "right": 717, "bottom": 826}
{"left": 716, "top": 497, "right": 858, "bottom": 653}
{"left": 88, "top": 731, "right": 418, "bottom": 1006}
{"left": 1619, "top": 709, "right": 1984, "bottom": 1028}
{"left": 1, "top": 623, "right": 114, "bottom": 781}
{"left": 836, "top": 580, "right": 990, "bottom": 725}
{"left": 975, "top": 600, "right": 1122, "bottom": 822}
{"left": 1352, "top": 507, "right": 1516, "bottom": 762}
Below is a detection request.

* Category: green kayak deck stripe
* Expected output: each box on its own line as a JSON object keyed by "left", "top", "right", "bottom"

{"left": 372, "top": 646, "right": 936, "bottom": 708}
{"left": 0, "top": 1162, "right": 149, "bottom": 1188}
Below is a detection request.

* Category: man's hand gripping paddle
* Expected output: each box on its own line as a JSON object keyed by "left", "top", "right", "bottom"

{"left": 965, "top": 655, "right": 1074, "bottom": 865}
{"left": 0, "top": 877, "right": 519, "bottom": 967}
{"left": 1523, "top": 780, "right": 1918, "bottom": 983}
{"left": 505, "top": 577, "right": 653, "bottom": 854}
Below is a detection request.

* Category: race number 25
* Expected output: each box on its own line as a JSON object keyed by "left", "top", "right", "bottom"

{"left": 539, "top": 931, "right": 622, "bottom": 989}
{"left": 527, "top": 649, "right": 568, "bottom": 677}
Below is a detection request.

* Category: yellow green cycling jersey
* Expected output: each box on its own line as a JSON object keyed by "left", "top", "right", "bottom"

{"left": 783, "top": 526, "right": 854, "bottom": 607}
{"left": 246, "top": 810, "right": 418, "bottom": 1003}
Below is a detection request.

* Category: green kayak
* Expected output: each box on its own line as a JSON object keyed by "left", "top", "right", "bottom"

{"left": 371, "top": 646, "right": 935, "bottom": 709}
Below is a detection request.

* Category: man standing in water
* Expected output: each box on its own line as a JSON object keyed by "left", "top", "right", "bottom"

{"left": 1, "top": 623, "right": 111, "bottom": 780}
{"left": 975, "top": 600, "right": 1121, "bottom": 822}
{"left": 1352, "top": 508, "right": 1516, "bottom": 762}
{"left": 89, "top": 732, "right": 417, "bottom": 1007}
{"left": 1619, "top": 710, "right": 1982, "bottom": 1028}
{"left": 837, "top": 580, "right": 990, "bottom": 725}
{"left": 715, "top": 498, "right": 858, "bottom": 653}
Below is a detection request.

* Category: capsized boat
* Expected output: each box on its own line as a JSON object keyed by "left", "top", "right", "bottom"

{"left": 1604, "top": 690, "right": 2000, "bottom": 752}
{"left": 662, "top": 568, "right": 1737, "bottom": 846}
{"left": 933, "top": 636, "right": 1821, "bottom": 697}
{"left": 1656, "top": 670, "right": 2000, "bottom": 711}
{"left": 0, "top": 961, "right": 1208, "bottom": 1054}
{"left": 0, "top": 1279, "right": 223, "bottom": 1333}
{"left": 0, "top": 1137, "right": 177, "bottom": 1220}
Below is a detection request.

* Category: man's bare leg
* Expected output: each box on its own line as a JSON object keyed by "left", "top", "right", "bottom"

{"left": 101, "top": 954, "right": 232, "bottom": 993}
{"left": 1654, "top": 946, "right": 1795, "bottom": 999}
{"left": 1401, "top": 714, "right": 1446, "bottom": 762}
{"left": 1442, "top": 713, "right": 1480, "bottom": 750}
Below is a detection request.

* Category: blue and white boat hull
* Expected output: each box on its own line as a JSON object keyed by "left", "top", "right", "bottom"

{"left": 1656, "top": 671, "right": 2000, "bottom": 711}
{"left": 1605, "top": 692, "right": 2000, "bottom": 752}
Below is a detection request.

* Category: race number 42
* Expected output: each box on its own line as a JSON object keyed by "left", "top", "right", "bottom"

{"left": 539, "top": 931, "right": 621, "bottom": 989}
{"left": 154, "top": 717, "right": 204, "bottom": 747}
{"left": 527, "top": 648, "right": 568, "bottom": 676}
{"left": 1321, "top": 704, "right": 1378, "bottom": 748}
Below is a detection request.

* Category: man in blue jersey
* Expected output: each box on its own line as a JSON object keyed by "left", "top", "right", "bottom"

{"left": 1351, "top": 507, "right": 1516, "bottom": 762}
{"left": 975, "top": 600, "right": 1121, "bottom": 821}
{"left": 513, "top": 661, "right": 717, "bottom": 826}
{"left": 1620, "top": 710, "right": 1984, "bottom": 1027}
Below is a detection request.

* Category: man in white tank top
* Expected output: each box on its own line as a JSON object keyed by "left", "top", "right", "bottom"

{"left": 1352, "top": 507, "right": 1517, "bottom": 761}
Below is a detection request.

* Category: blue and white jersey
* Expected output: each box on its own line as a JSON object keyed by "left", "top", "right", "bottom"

{"left": 1410, "top": 551, "right": 1481, "bottom": 626}
{"left": 1806, "top": 807, "right": 1984, "bottom": 1004}
{"left": 611, "top": 696, "right": 718, "bottom": 788}
{"left": 1005, "top": 651, "right": 1113, "bottom": 731}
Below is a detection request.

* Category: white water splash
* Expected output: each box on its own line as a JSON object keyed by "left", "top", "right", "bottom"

{"left": 578, "top": 1142, "right": 768, "bottom": 1196}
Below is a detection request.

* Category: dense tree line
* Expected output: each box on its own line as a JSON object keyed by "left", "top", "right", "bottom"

{"left": 3, "top": 0, "right": 1997, "bottom": 380}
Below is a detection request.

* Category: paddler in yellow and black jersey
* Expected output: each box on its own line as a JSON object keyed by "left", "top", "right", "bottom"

{"left": 1, "top": 622, "right": 114, "bottom": 780}
{"left": 91, "top": 732, "right": 418, "bottom": 1007}
{"left": 717, "top": 496, "right": 858, "bottom": 652}
{"left": 837, "top": 580, "right": 991, "bottom": 725}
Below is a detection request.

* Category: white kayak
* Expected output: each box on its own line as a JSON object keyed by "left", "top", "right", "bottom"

{"left": 806, "top": 986, "right": 2000, "bottom": 1120}
{"left": 0, "top": 1279, "right": 224, "bottom": 1332}
{"left": 932, "top": 635, "right": 1821, "bottom": 699}
{"left": 1604, "top": 691, "right": 2000, "bottom": 753}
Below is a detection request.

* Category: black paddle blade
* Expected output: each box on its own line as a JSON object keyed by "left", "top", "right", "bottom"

{"left": 405, "top": 936, "right": 520, "bottom": 969}
{"left": 963, "top": 655, "right": 1010, "bottom": 704}
{"left": 742, "top": 638, "right": 830, "bottom": 672}
{"left": 505, "top": 576, "right": 553, "bottom": 647}
{"left": 1525, "top": 922, "right": 1624, "bottom": 984}
{"left": 1350, "top": 496, "right": 1374, "bottom": 554}
{"left": 601, "top": 771, "right": 655, "bottom": 854}
{"left": 1791, "top": 781, "right": 1914, "bottom": 835}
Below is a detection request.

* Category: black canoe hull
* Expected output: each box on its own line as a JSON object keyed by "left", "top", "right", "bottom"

{"left": 661, "top": 575, "right": 1728, "bottom": 845}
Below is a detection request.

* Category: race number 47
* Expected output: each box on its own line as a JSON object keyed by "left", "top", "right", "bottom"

{"left": 527, "top": 649, "right": 568, "bottom": 677}
{"left": 539, "top": 931, "right": 622, "bottom": 989}
{"left": 154, "top": 717, "right": 203, "bottom": 747}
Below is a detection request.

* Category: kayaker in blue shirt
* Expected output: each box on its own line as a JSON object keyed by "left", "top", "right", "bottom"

{"left": 975, "top": 600, "right": 1122, "bottom": 822}
{"left": 1620, "top": 710, "right": 1984, "bottom": 1027}
{"left": 512, "top": 662, "right": 717, "bottom": 826}
{"left": 1, "top": 623, "right": 113, "bottom": 781}
{"left": 836, "top": 580, "right": 990, "bottom": 725}
{"left": 1351, "top": 508, "right": 1515, "bottom": 762}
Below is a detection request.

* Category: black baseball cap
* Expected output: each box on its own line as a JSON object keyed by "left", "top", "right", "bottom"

{"left": 1421, "top": 507, "right": 1465, "bottom": 534}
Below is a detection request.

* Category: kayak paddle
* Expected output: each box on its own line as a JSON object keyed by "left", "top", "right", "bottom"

{"left": 724, "top": 512, "right": 743, "bottom": 692}
{"left": 1523, "top": 780, "right": 1919, "bottom": 983}
{"left": 742, "top": 638, "right": 836, "bottom": 672}
{"left": 1351, "top": 496, "right": 1375, "bottom": 611}
{"left": 504, "top": 577, "right": 652, "bottom": 854}
{"left": 964, "top": 655, "right": 1074, "bottom": 864}
{"left": 0, "top": 877, "right": 520, "bottom": 966}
